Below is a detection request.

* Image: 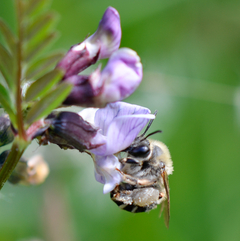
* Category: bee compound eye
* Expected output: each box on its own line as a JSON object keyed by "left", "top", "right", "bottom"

{"left": 129, "top": 145, "right": 150, "bottom": 158}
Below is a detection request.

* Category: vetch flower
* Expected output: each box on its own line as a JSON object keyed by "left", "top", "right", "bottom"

{"left": 63, "top": 48, "right": 142, "bottom": 107}
{"left": 55, "top": 7, "right": 143, "bottom": 108}
{"left": 79, "top": 102, "right": 155, "bottom": 193}
{"left": 56, "top": 6, "right": 121, "bottom": 78}
{"left": 34, "top": 111, "right": 106, "bottom": 152}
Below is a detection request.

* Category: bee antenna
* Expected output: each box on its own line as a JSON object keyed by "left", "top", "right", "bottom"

{"left": 144, "top": 130, "right": 162, "bottom": 139}
{"left": 141, "top": 110, "right": 158, "bottom": 137}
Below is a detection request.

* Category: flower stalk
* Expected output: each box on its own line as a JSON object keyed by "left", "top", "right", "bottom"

{"left": 0, "top": 138, "right": 28, "bottom": 190}
{"left": 0, "top": 0, "right": 29, "bottom": 190}
{"left": 16, "top": 0, "right": 25, "bottom": 140}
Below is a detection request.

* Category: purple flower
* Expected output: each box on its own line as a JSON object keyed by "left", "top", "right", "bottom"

{"left": 63, "top": 48, "right": 142, "bottom": 107}
{"left": 87, "top": 6, "right": 122, "bottom": 59}
{"left": 56, "top": 7, "right": 121, "bottom": 78}
{"left": 79, "top": 102, "right": 155, "bottom": 193}
{"left": 55, "top": 7, "right": 143, "bottom": 108}
{"left": 34, "top": 111, "right": 106, "bottom": 152}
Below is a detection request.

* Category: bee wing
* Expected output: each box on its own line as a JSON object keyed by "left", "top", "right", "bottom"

{"left": 160, "top": 170, "right": 170, "bottom": 228}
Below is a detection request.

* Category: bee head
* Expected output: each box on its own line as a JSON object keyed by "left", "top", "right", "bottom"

{"left": 123, "top": 112, "right": 162, "bottom": 161}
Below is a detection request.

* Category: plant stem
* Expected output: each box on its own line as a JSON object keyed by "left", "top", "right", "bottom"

{"left": 0, "top": 138, "right": 28, "bottom": 190}
{"left": 16, "top": 0, "right": 26, "bottom": 140}
{"left": 0, "top": 0, "right": 30, "bottom": 191}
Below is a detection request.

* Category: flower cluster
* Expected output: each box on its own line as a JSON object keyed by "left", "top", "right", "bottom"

{"left": 33, "top": 7, "right": 155, "bottom": 193}
{"left": 56, "top": 7, "right": 142, "bottom": 108}
{"left": 0, "top": 6, "right": 155, "bottom": 194}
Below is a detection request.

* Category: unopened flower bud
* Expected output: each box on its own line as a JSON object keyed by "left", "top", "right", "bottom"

{"left": 34, "top": 111, "right": 105, "bottom": 152}
{"left": 0, "top": 115, "right": 14, "bottom": 147}
{"left": 56, "top": 7, "right": 121, "bottom": 78}
{"left": 56, "top": 43, "right": 100, "bottom": 78}
{"left": 0, "top": 151, "right": 49, "bottom": 185}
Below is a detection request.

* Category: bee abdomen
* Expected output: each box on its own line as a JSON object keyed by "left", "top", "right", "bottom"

{"left": 112, "top": 200, "right": 149, "bottom": 213}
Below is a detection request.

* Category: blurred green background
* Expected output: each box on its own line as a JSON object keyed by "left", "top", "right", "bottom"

{"left": 1, "top": 0, "right": 240, "bottom": 240}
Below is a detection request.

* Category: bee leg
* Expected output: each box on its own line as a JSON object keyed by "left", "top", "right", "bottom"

{"left": 119, "top": 157, "right": 140, "bottom": 165}
{"left": 116, "top": 168, "right": 157, "bottom": 186}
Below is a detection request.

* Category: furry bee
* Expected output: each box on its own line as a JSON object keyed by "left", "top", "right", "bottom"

{"left": 111, "top": 119, "right": 173, "bottom": 227}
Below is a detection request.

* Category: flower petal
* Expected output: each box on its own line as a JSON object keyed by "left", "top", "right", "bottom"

{"left": 62, "top": 75, "right": 95, "bottom": 106}
{"left": 88, "top": 7, "right": 121, "bottom": 59}
{"left": 105, "top": 114, "right": 155, "bottom": 155}
{"left": 94, "top": 154, "right": 122, "bottom": 193}
{"left": 56, "top": 42, "right": 99, "bottom": 78}
{"left": 56, "top": 7, "right": 121, "bottom": 78}
{"left": 79, "top": 108, "right": 98, "bottom": 126}
{"left": 97, "top": 48, "right": 142, "bottom": 106}
{"left": 91, "top": 102, "right": 155, "bottom": 155}
{"left": 36, "top": 111, "right": 106, "bottom": 151}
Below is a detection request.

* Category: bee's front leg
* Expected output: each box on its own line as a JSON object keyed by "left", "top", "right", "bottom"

{"left": 116, "top": 168, "right": 156, "bottom": 186}
{"left": 119, "top": 157, "right": 141, "bottom": 165}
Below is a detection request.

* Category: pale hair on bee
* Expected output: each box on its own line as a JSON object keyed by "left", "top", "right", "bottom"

{"left": 111, "top": 115, "right": 173, "bottom": 228}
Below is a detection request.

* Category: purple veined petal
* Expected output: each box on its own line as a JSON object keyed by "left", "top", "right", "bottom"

{"left": 105, "top": 113, "right": 155, "bottom": 155}
{"left": 107, "top": 48, "right": 142, "bottom": 78}
{"left": 98, "top": 48, "right": 142, "bottom": 105}
{"left": 94, "top": 102, "right": 151, "bottom": 135}
{"left": 87, "top": 7, "right": 121, "bottom": 59}
{"left": 91, "top": 102, "right": 155, "bottom": 155}
{"left": 93, "top": 154, "right": 122, "bottom": 193}
{"left": 94, "top": 169, "right": 105, "bottom": 184}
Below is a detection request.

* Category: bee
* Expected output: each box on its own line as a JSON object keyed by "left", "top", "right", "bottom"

{"left": 110, "top": 118, "right": 173, "bottom": 227}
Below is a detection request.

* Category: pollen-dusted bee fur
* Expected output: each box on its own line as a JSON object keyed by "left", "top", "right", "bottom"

{"left": 110, "top": 118, "right": 173, "bottom": 227}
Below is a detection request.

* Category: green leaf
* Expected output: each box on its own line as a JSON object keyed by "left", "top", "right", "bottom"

{"left": 23, "top": 31, "right": 58, "bottom": 62}
{"left": 25, "top": 68, "right": 64, "bottom": 102}
{"left": 25, "top": 82, "right": 72, "bottom": 125}
{"left": 25, "top": 51, "right": 64, "bottom": 80}
{"left": 24, "top": 12, "right": 58, "bottom": 42}
{"left": 0, "top": 18, "right": 17, "bottom": 55}
{"left": 24, "top": 0, "right": 50, "bottom": 18}
{"left": 0, "top": 43, "right": 15, "bottom": 90}
{"left": 0, "top": 84, "right": 16, "bottom": 125}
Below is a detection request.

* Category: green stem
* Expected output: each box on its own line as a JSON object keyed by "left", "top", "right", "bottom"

{"left": 0, "top": 138, "right": 28, "bottom": 190}
{"left": 0, "top": 0, "right": 29, "bottom": 191}
{"left": 16, "top": 0, "right": 25, "bottom": 140}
